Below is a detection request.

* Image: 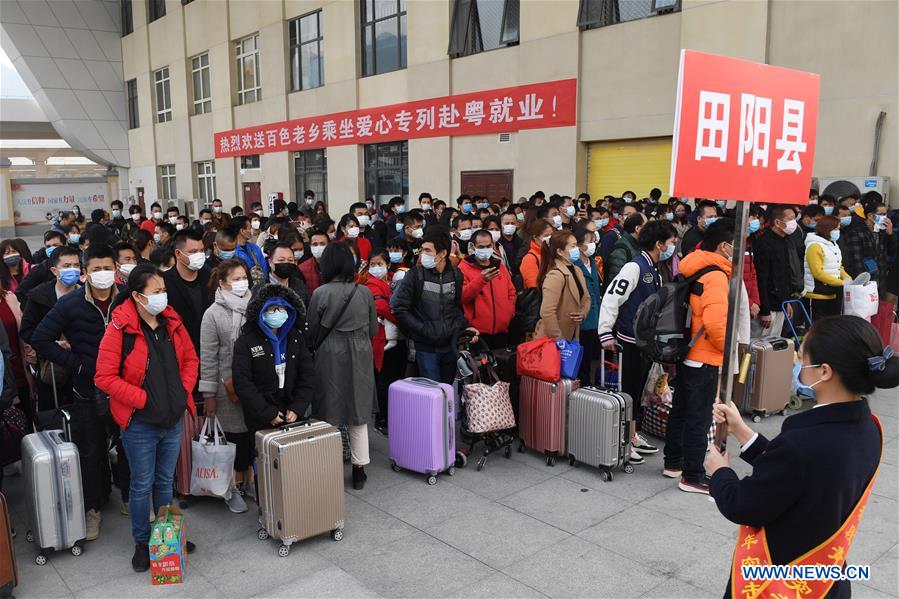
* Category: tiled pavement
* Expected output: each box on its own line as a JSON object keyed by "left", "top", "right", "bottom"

{"left": 6, "top": 389, "right": 897, "bottom": 598}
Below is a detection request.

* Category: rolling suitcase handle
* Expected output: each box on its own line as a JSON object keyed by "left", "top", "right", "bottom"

{"left": 599, "top": 347, "right": 623, "bottom": 392}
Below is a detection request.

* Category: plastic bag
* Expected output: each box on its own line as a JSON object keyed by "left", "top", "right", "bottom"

{"left": 190, "top": 417, "right": 236, "bottom": 498}
{"left": 556, "top": 338, "right": 583, "bottom": 380}
{"left": 516, "top": 336, "right": 561, "bottom": 382}
{"left": 641, "top": 362, "right": 672, "bottom": 407}
{"left": 843, "top": 282, "right": 879, "bottom": 320}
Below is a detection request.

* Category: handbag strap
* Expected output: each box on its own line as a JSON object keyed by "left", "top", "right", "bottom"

{"left": 314, "top": 284, "right": 358, "bottom": 350}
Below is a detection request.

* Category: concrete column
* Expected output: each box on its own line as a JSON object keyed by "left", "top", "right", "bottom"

{"left": 0, "top": 158, "right": 14, "bottom": 238}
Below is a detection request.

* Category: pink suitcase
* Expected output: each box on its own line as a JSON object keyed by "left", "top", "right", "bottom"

{"left": 517, "top": 376, "right": 579, "bottom": 466}
{"left": 388, "top": 378, "right": 456, "bottom": 485}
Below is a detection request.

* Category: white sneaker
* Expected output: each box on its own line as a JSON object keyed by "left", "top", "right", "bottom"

{"left": 85, "top": 509, "right": 101, "bottom": 541}
{"left": 632, "top": 433, "right": 659, "bottom": 454}
{"left": 120, "top": 501, "right": 130, "bottom": 516}
{"left": 225, "top": 490, "right": 248, "bottom": 514}
{"left": 629, "top": 448, "right": 645, "bottom": 465}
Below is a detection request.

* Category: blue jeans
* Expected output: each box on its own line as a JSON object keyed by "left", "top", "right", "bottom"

{"left": 120, "top": 417, "right": 183, "bottom": 544}
{"left": 663, "top": 364, "right": 719, "bottom": 482}
{"left": 416, "top": 350, "right": 457, "bottom": 385}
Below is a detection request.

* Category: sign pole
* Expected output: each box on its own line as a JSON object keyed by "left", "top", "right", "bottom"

{"left": 714, "top": 200, "right": 749, "bottom": 450}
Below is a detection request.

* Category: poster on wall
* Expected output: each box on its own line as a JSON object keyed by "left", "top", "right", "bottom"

{"left": 11, "top": 180, "right": 107, "bottom": 226}
{"left": 214, "top": 78, "right": 578, "bottom": 158}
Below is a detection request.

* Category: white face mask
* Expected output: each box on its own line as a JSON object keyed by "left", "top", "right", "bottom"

{"left": 200, "top": 219, "right": 211, "bottom": 226}
{"left": 153, "top": 233, "right": 161, "bottom": 243}
{"left": 229, "top": 279, "right": 249, "bottom": 297}
{"left": 552, "top": 214, "right": 562, "bottom": 228}
{"left": 369, "top": 265, "right": 388, "bottom": 280}
{"left": 346, "top": 226, "right": 360, "bottom": 239}
{"left": 119, "top": 263, "right": 137, "bottom": 276}
{"left": 357, "top": 215, "right": 370, "bottom": 228}
{"left": 410, "top": 227, "right": 424, "bottom": 239}
{"left": 541, "top": 235, "right": 551, "bottom": 244}
{"left": 458, "top": 229, "right": 472, "bottom": 241}
{"left": 311, "top": 245, "right": 326, "bottom": 259}
{"left": 502, "top": 224, "right": 517, "bottom": 237}
{"left": 168, "top": 216, "right": 178, "bottom": 225}
{"left": 489, "top": 230, "right": 501, "bottom": 243}
{"left": 251, "top": 220, "right": 261, "bottom": 230}
{"left": 516, "top": 212, "right": 525, "bottom": 222}
{"left": 175, "top": 224, "right": 185, "bottom": 231}
{"left": 89, "top": 270, "right": 116, "bottom": 289}
{"left": 153, "top": 211, "right": 163, "bottom": 219}
{"left": 131, "top": 213, "right": 141, "bottom": 221}
{"left": 564, "top": 205, "right": 576, "bottom": 217}
{"left": 182, "top": 251, "right": 206, "bottom": 271}
{"left": 584, "top": 242, "right": 596, "bottom": 257}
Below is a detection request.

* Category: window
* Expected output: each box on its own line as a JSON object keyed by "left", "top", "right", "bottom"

{"left": 191, "top": 53, "right": 211, "bottom": 114}
{"left": 294, "top": 150, "right": 327, "bottom": 206}
{"left": 235, "top": 34, "right": 261, "bottom": 105}
{"left": 576, "top": 0, "right": 680, "bottom": 29}
{"left": 121, "top": 0, "right": 133, "bottom": 36}
{"left": 154, "top": 67, "right": 172, "bottom": 123}
{"left": 241, "top": 154, "right": 260, "bottom": 169}
{"left": 196, "top": 161, "right": 216, "bottom": 203}
{"left": 148, "top": 0, "right": 165, "bottom": 22}
{"left": 448, "top": 0, "right": 519, "bottom": 57}
{"left": 158, "top": 165, "right": 176, "bottom": 200}
{"left": 364, "top": 142, "right": 407, "bottom": 204}
{"left": 289, "top": 11, "right": 324, "bottom": 92}
{"left": 361, "top": 0, "right": 406, "bottom": 77}
{"left": 126, "top": 79, "right": 139, "bottom": 129}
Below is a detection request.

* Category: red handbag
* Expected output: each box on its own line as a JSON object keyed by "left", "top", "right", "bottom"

{"left": 516, "top": 336, "right": 561, "bottom": 382}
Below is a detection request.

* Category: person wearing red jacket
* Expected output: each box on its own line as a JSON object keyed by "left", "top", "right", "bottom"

{"left": 364, "top": 250, "right": 404, "bottom": 434}
{"left": 299, "top": 229, "right": 328, "bottom": 294}
{"left": 94, "top": 263, "right": 198, "bottom": 573}
{"left": 459, "top": 230, "right": 517, "bottom": 349}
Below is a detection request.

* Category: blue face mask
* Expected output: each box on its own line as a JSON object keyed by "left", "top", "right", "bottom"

{"left": 747, "top": 219, "right": 760, "bottom": 234}
{"left": 59, "top": 268, "right": 80, "bottom": 287}
{"left": 68, "top": 234, "right": 81, "bottom": 244}
{"left": 462, "top": 204, "right": 473, "bottom": 214}
{"left": 395, "top": 222, "right": 404, "bottom": 232}
{"left": 45, "top": 245, "right": 59, "bottom": 257}
{"left": 659, "top": 243, "right": 676, "bottom": 261}
{"left": 567, "top": 247, "right": 580, "bottom": 262}
{"left": 389, "top": 251, "right": 404, "bottom": 264}
{"left": 704, "top": 216, "right": 719, "bottom": 228}
{"left": 262, "top": 309, "right": 289, "bottom": 329}
{"left": 839, "top": 216, "right": 852, "bottom": 227}
{"left": 830, "top": 230, "right": 841, "bottom": 242}
{"left": 665, "top": 212, "right": 674, "bottom": 221}
{"left": 595, "top": 218, "right": 609, "bottom": 229}
{"left": 219, "top": 249, "right": 236, "bottom": 260}
{"left": 396, "top": 205, "right": 406, "bottom": 214}
{"left": 792, "top": 361, "right": 822, "bottom": 399}
{"left": 875, "top": 214, "right": 886, "bottom": 225}
{"left": 823, "top": 206, "right": 834, "bottom": 216}
{"left": 112, "top": 210, "right": 121, "bottom": 218}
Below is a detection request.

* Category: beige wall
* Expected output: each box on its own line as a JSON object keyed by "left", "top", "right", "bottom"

{"left": 121, "top": 0, "right": 899, "bottom": 216}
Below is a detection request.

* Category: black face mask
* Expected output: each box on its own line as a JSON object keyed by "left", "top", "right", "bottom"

{"left": 272, "top": 262, "right": 296, "bottom": 279}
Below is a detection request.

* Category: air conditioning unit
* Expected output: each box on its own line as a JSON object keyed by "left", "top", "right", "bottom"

{"left": 818, "top": 176, "right": 890, "bottom": 203}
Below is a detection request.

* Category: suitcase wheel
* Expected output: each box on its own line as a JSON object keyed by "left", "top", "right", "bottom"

{"left": 600, "top": 470, "right": 612, "bottom": 482}
{"left": 788, "top": 395, "right": 803, "bottom": 410}
{"left": 390, "top": 462, "right": 401, "bottom": 473}
{"left": 446, "top": 466, "right": 456, "bottom": 476}
{"left": 426, "top": 475, "right": 438, "bottom": 486}
{"left": 504, "top": 446, "right": 511, "bottom": 459}
{"left": 278, "top": 544, "right": 290, "bottom": 558}
{"left": 568, "top": 455, "right": 576, "bottom": 466}
{"left": 332, "top": 529, "right": 344, "bottom": 542}
{"left": 476, "top": 457, "right": 486, "bottom": 472}
{"left": 517, "top": 441, "right": 525, "bottom": 453}
{"left": 257, "top": 528, "right": 269, "bottom": 541}
{"left": 70, "top": 544, "right": 83, "bottom": 557}
{"left": 25, "top": 530, "right": 33, "bottom": 543}
{"left": 623, "top": 463, "right": 635, "bottom": 474}
{"left": 455, "top": 451, "right": 468, "bottom": 468}
{"left": 35, "top": 554, "right": 48, "bottom": 566}
{"left": 545, "top": 455, "right": 556, "bottom": 467}
{"left": 752, "top": 414, "right": 762, "bottom": 423}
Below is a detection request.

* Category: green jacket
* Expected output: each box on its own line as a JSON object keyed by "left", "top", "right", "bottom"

{"left": 606, "top": 232, "right": 640, "bottom": 283}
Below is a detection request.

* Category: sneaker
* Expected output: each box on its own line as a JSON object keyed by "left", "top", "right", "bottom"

{"left": 632, "top": 433, "right": 659, "bottom": 454}
{"left": 241, "top": 481, "right": 257, "bottom": 503}
{"left": 678, "top": 477, "right": 710, "bottom": 495}
{"left": 662, "top": 467, "right": 683, "bottom": 479}
{"left": 120, "top": 501, "right": 130, "bottom": 517}
{"left": 131, "top": 543, "right": 150, "bottom": 572}
{"left": 225, "top": 490, "right": 248, "bottom": 514}
{"left": 85, "top": 509, "right": 101, "bottom": 541}
{"left": 628, "top": 449, "right": 645, "bottom": 465}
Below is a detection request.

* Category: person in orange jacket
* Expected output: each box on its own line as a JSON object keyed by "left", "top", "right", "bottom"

{"left": 459, "top": 230, "right": 517, "bottom": 349}
{"left": 663, "top": 218, "right": 734, "bottom": 495}
{"left": 520, "top": 220, "right": 553, "bottom": 289}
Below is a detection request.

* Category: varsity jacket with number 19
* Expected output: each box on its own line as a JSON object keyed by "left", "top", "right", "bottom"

{"left": 597, "top": 251, "right": 661, "bottom": 345}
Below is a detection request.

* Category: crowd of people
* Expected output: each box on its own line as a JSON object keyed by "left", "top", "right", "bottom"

{"left": 0, "top": 186, "right": 897, "bottom": 582}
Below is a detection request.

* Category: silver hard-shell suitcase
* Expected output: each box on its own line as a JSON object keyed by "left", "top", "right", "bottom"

{"left": 21, "top": 412, "right": 86, "bottom": 565}
{"left": 255, "top": 420, "right": 345, "bottom": 557}
{"left": 567, "top": 349, "right": 634, "bottom": 482}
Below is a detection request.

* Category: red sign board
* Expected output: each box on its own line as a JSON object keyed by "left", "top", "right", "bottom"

{"left": 215, "top": 79, "right": 577, "bottom": 158}
{"left": 670, "top": 50, "right": 820, "bottom": 205}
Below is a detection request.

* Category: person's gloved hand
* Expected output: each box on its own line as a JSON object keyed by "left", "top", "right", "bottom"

{"left": 849, "top": 272, "right": 871, "bottom": 286}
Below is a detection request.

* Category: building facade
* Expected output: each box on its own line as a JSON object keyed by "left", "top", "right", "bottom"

{"left": 119, "top": 0, "right": 898, "bottom": 219}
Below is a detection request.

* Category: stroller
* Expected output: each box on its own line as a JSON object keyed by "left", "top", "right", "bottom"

{"left": 453, "top": 333, "right": 517, "bottom": 472}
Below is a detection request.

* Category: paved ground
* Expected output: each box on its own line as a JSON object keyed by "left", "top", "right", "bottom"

{"left": 5, "top": 389, "right": 897, "bottom": 598}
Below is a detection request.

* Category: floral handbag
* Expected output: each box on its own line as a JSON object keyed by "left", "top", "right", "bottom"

{"left": 463, "top": 357, "right": 516, "bottom": 434}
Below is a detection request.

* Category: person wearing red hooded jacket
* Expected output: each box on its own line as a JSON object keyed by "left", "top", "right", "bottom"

{"left": 94, "top": 263, "right": 198, "bottom": 573}
{"left": 459, "top": 230, "right": 516, "bottom": 349}
{"left": 363, "top": 250, "right": 403, "bottom": 434}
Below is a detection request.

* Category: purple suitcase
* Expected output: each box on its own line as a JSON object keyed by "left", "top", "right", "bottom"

{"left": 388, "top": 377, "right": 456, "bottom": 485}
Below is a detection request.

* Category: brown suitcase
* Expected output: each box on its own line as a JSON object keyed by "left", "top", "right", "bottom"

{"left": 255, "top": 420, "right": 345, "bottom": 557}
{"left": 518, "top": 376, "right": 579, "bottom": 466}
{"left": 0, "top": 492, "right": 18, "bottom": 598}
{"left": 733, "top": 337, "right": 793, "bottom": 422}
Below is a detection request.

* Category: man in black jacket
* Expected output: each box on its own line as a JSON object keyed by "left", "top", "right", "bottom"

{"left": 390, "top": 231, "right": 478, "bottom": 384}
{"left": 681, "top": 200, "right": 720, "bottom": 257}
{"left": 14, "top": 231, "right": 66, "bottom": 306}
{"left": 753, "top": 205, "right": 803, "bottom": 337}
{"left": 31, "top": 243, "right": 119, "bottom": 542}
{"left": 164, "top": 230, "right": 211, "bottom": 357}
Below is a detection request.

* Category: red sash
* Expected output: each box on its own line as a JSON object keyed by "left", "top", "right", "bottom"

{"left": 730, "top": 414, "right": 882, "bottom": 599}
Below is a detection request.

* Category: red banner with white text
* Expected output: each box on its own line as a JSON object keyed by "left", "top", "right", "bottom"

{"left": 670, "top": 50, "right": 820, "bottom": 205}
{"left": 214, "top": 79, "right": 577, "bottom": 158}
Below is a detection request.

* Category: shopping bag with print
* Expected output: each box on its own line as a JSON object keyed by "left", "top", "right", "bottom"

{"left": 190, "top": 417, "right": 236, "bottom": 498}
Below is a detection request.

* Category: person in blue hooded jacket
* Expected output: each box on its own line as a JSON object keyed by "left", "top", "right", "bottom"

{"left": 231, "top": 284, "right": 315, "bottom": 433}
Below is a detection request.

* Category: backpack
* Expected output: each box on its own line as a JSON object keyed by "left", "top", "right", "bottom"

{"left": 632, "top": 266, "right": 722, "bottom": 364}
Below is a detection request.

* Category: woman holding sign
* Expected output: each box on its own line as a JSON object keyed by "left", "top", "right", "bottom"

{"left": 706, "top": 315, "right": 896, "bottom": 598}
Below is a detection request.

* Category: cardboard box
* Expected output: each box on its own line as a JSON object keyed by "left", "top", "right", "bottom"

{"left": 149, "top": 505, "right": 186, "bottom": 585}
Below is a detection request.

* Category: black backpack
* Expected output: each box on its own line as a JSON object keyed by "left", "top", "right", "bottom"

{"left": 633, "top": 266, "right": 723, "bottom": 364}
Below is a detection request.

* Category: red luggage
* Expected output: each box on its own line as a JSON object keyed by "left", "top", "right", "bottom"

{"left": 175, "top": 410, "right": 205, "bottom": 496}
{"left": 517, "top": 375, "right": 579, "bottom": 466}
